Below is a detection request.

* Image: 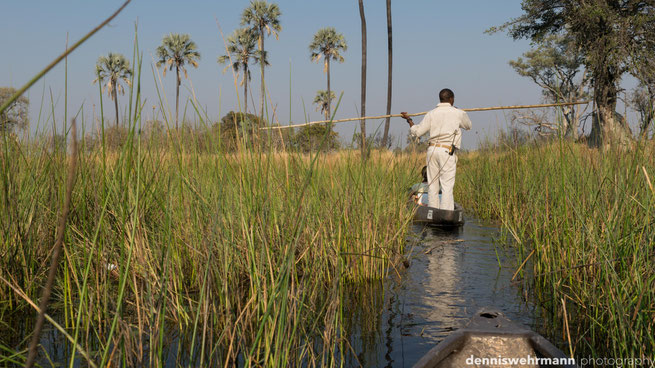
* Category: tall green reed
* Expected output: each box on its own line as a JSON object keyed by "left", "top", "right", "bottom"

{"left": 0, "top": 22, "right": 420, "bottom": 368}
{"left": 457, "top": 139, "right": 655, "bottom": 359}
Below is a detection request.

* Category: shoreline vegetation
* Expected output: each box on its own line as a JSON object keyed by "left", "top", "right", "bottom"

{"left": 4, "top": 123, "right": 655, "bottom": 365}
{"left": 1, "top": 130, "right": 421, "bottom": 366}
{"left": 456, "top": 138, "right": 655, "bottom": 359}
{"left": 2, "top": 89, "right": 651, "bottom": 368}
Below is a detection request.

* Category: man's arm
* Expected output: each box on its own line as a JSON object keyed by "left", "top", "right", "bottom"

{"left": 400, "top": 112, "right": 414, "bottom": 127}
{"left": 401, "top": 112, "right": 430, "bottom": 138}
{"left": 460, "top": 111, "right": 472, "bottom": 130}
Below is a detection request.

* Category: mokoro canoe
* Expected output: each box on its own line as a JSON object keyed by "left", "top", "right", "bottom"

{"left": 413, "top": 203, "right": 465, "bottom": 227}
{"left": 414, "top": 309, "right": 577, "bottom": 368}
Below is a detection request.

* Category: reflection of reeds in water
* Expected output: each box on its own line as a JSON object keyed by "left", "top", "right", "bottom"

{"left": 456, "top": 140, "right": 655, "bottom": 359}
{"left": 419, "top": 235, "right": 464, "bottom": 332}
{"left": 0, "top": 27, "right": 424, "bottom": 368}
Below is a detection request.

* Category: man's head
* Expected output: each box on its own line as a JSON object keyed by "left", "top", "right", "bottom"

{"left": 439, "top": 88, "right": 455, "bottom": 105}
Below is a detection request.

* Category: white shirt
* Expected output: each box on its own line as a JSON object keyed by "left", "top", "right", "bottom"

{"left": 409, "top": 103, "right": 472, "bottom": 148}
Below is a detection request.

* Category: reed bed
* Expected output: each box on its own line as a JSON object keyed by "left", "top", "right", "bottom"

{"left": 456, "top": 139, "right": 655, "bottom": 359}
{"left": 0, "top": 20, "right": 428, "bottom": 366}
{"left": 0, "top": 123, "right": 422, "bottom": 366}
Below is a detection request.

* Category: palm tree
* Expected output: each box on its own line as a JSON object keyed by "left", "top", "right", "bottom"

{"left": 218, "top": 28, "right": 266, "bottom": 115}
{"left": 313, "top": 90, "right": 336, "bottom": 120}
{"left": 382, "top": 0, "right": 393, "bottom": 149}
{"left": 93, "top": 53, "right": 132, "bottom": 127}
{"left": 156, "top": 33, "right": 201, "bottom": 129}
{"left": 241, "top": 0, "right": 282, "bottom": 120}
{"left": 358, "top": 0, "right": 367, "bottom": 155}
{"left": 309, "top": 27, "right": 347, "bottom": 123}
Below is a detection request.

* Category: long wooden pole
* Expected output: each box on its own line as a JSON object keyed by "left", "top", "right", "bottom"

{"left": 261, "top": 100, "right": 589, "bottom": 130}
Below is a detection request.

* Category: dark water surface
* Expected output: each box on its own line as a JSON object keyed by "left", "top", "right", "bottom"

{"left": 348, "top": 218, "right": 539, "bottom": 367}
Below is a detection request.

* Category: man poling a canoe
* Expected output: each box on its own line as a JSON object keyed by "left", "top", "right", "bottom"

{"left": 401, "top": 88, "right": 472, "bottom": 211}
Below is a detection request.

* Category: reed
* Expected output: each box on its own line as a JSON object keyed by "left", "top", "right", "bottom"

{"left": 0, "top": 113, "right": 423, "bottom": 367}
{"left": 0, "top": 21, "right": 425, "bottom": 366}
{"left": 456, "top": 137, "right": 655, "bottom": 359}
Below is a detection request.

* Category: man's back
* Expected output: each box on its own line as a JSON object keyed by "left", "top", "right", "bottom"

{"left": 410, "top": 103, "right": 472, "bottom": 148}
{"left": 401, "top": 89, "right": 471, "bottom": 210}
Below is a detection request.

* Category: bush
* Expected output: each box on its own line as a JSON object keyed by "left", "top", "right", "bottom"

{"left": 293, "top": 124, "right": 340, "bottom": 152}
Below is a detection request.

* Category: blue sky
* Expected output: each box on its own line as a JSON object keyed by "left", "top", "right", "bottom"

{"left": 1, "top": 0, "right": 552, "bottom": 149}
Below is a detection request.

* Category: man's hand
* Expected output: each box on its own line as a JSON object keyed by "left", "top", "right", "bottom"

{"left": 400, "top": 112, "right": 414, "bottom": 127}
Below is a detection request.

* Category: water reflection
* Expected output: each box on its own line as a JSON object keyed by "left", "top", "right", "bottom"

{"left": 348, "top": 219, "right": 537, "bottom": 367}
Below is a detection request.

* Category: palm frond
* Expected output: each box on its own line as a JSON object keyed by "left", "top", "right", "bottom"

{"left": 156, "top": 33, "right": 201, "bottom": 80}
{"left": 94, "top": 52, "right": 132, "bottom": 99}
{"left": 309, "top": 27, "right": 347, "bottom": 66}
{"left": 241, "top": 1, "right": 282, "bottom": 40}
{"left": 313, "top": 89, "right": 335, "bottom": 114}
{"left": 219, "top": 28, "right": 262, "bottom": 73}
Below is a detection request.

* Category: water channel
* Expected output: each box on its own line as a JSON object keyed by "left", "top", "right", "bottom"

{"left": 348, "top": 218, "right": 541, "bottom": 367}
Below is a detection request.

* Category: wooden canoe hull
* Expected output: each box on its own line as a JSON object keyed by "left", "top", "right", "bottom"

{"left": 413, "top": 309, "right": 577, "bottom": 368}
{"left": 413, "top": 203, "right": 465, "bottom": 227}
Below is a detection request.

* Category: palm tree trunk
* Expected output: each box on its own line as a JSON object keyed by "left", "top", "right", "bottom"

{"left": 175, "top": 66, "right": 180, "bottom": 129}
{"left": 327, "top": 57, "right": 331, "bottom": 122}
{"left": 382, "top": 0, "right": 392, "bottom": 149}
{"left": 244, "top": 65, "right": 249, "bottom": 115}
{"left": 113, "top": 85, "right": 119, "bottom": 127}
{"left": 259, "top": 24, "right": 265, "bottom": 123}
{"left": 358, "top": 0, "right": 367, "bottom": 155}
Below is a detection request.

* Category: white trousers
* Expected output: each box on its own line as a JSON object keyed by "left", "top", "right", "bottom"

{"left": 426, "top": 146, "right": 457, "bottom": 210}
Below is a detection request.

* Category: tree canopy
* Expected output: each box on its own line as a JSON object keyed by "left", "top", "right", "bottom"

{"left": 156, "top": 33, "right": 200, "bottom": 128}
{"left": 218, "top": 28, "right": 266, "bottom": 114}
{"left": 241, "top": 0, "right": 282, "bottom": 119}
{"left": 509, "top": 34, "right": 589, "bottom": 139}
{"left": 94, "top": 53, "right": 132, "bottom": 97}
{"left": 218, "top": 28, "right": 263, "bottom": 83}
{"left": 313, "top": 90, "right": 336, "bottom": 120}
{"left": 294, "top": 124, "right": 340, "bottom": 153}
{"left": 309, "top": 27, "right": 347, "bottom": 124}
{"left": 492, "top": 0, "right": 655, "bottom": 145}
{"left": 218, "top": 111, "right": 264, "bottom": 150}
{"left": 93, "top": 52, "right": 132, "bottom": 126}
{"left": 156, "top": 33, "right": 201, "bottom": 78}
{"left": 0, "top": 87, "right": 29, "bottom": 132}
{"left": 241, "top": 1, "right": 281, "bottom": 38}
{"left": 309, "top": 27, "right": 347, "bottom": 67}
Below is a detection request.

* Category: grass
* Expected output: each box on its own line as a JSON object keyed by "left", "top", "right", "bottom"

{"left": 456, "top": 138, "right": 655, "bottom": 359}
{"left": 0, "top": 19, "right": 429, "bottom": 366}
{"left": 0, "top": 117, "right": 424, "bottom": 366}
